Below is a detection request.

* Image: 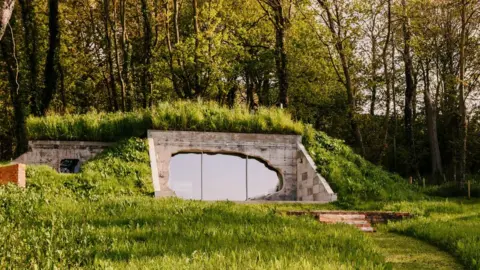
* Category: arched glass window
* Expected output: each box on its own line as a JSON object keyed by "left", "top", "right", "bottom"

{"left": 169, "top": 153, "right": 280, "bottom": 201}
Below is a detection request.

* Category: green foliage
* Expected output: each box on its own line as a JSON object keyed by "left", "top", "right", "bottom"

{"left": 0, "top": 185, "right": 95, "bottom": 268}
{"left": 27, "top": 101, "right": 303, "bottom": 141}
{"left": 423, "top": 181, "right": 480, "bottom": 198}
{"left": 305, "top": 131, "right": 424, "bottom": 207}
{"left": 383, "top": 199, "right": 480, "bottom": 270}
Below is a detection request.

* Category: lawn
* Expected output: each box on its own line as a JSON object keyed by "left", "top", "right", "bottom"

{"left": 381, "top": 199, "right": 480, "bottom": 270}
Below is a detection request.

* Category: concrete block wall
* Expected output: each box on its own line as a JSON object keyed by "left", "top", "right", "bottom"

{"left": 148, "top": 130, "right": 337, "bottom": 202}
{"left": 297, "top": 143, "right": 337, "bottom": 202}
{"left": 148, "top": 130, "right": 300, "bottom": 201}
{"left": 0, "top": 164, "right": 26, "bottom": 188}
{"left": 15, "top": 141, "right": 113, "bottom": 172}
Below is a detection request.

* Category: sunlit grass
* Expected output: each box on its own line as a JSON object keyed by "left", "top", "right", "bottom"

{"left": 27, "top": 101, "right": 303, "bottom": 141}
{"left": 379, "top": 199, "right": 480, "bottom": 270}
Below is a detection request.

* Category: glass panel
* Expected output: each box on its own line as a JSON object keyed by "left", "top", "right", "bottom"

{"left": 247, "top": 159, "right": 279, "bottom": 199}
{"left": 169, "top": 153, "right": 201, "bottom": 199}
{"left": 169, "top": 153, "right": 280, "bottom": 201}
{"left": 203, "top": 154, "right": 247, "bottom": 201}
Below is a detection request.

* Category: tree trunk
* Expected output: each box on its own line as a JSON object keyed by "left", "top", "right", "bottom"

{"left": 120, "top": 0, "right": 133, "bottom": 110}
{"left": 370, "top": 35, "right": 377, "bottom": 116}
{"left": 378, "top": 0, "right": 391, "bottom": 163}
{"left": 41, "top": 0, "right": 60, "bottom": 115}
{"left": 422, "top": 59, "right": 444, "bottom": 184}
{"left": 103, "top": 0, "right": 118, "bottom": 111}
{"left": 164, "top": 0, "right": 183, "bottom": 99}
{"left": 401, "top": 0, "right": 418, "bottom": 178}
{"left": 458, "top": 0, "right": 468, "bottom": 185}
{"left": 273, "top": 1, "right": 288, "bottom": 107}
{"left": 0, "top": 0, "right": 14, "bottom": 41}
{"left": 0, "top": 22, "right": 28, "bottom": 155}
{"left": 193, "top": 0, "right": 201, "bottom": 96}
{"left": 140, "top": 0, "right": 153, "bottom": 108}
{"left": 112, "top": 0, "right": 126, "bottom": 111}
{"left": 19, "top": 0, "right": 40, "bottom": 116}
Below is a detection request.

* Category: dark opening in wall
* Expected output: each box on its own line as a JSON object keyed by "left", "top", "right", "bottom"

{"left": 60, "top": 159, "right": 81, "bottom": 173}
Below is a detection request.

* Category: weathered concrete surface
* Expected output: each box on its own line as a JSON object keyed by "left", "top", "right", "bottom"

{"left": 15, "top": 141, "right": 113, "bottom": 172}
{"left": 148, "top": 130, "right": 337, "bottom": 202}
{"left": 0, "top": 164, "right": 26, "bottom": 187}
{"left": 297, "top": 143, "right": 337, "bottom": 202}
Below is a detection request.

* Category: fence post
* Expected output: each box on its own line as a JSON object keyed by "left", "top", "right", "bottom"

{"left": 468, "top": 180, "right": 471, "bottom": 199}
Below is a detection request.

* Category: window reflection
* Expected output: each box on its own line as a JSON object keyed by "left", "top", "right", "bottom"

{"left": 169, "top": 153, "right": 280, "bottom": 201}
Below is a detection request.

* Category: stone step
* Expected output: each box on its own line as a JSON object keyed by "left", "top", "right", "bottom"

{"left": 319, "top": 214, "right": 366, "bottom": 221}
{"left": 359, "top": 227, "right": 375, "bottom": 232}
{"left": 284, "top": 210, "right": 412, "bottom": 233}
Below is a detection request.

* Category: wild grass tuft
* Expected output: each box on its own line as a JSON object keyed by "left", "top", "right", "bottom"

{"left": 27, "top": 101, "right": 303, "bottom": 141}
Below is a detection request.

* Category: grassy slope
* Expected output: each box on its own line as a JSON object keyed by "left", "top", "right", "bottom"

{"left": 380, "top": 200, "right": 480, "bottom": 270}
{"left": 27, "top": 101, "right": 421, "bottom": 206}
{"left": 0, "top": 139, "right": 388, "bottom": 268}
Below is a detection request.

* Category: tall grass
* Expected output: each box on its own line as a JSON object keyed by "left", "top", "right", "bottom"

{"left": 27, "top": 101, "right": 303, "bottom": 141}
{"left": 304, "top": 131, "right": 424, "bottom": 207}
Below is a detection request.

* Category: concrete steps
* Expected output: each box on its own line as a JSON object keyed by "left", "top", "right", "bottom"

{"left": 285, "top": 210, "right": 412, "bottom": 232}
{"left": 318, "top": 213, "right": 375, "bottom": 232}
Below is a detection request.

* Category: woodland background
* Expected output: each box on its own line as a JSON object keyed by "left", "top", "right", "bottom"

{"left": 0, "top": 0, "right": 479, "bottom": 184}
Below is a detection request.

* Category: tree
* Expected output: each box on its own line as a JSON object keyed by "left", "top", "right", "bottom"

{"left": 0, "top": 19, "right": 27, "bottom": 155}
{"left": 18, "top": 0, "right": 40, "bottom": 116}
{"left": 316, "top": 0, "right": 366, "bottom": 156}
{"left": 41, "top": 0, "right": 61, "bottom": 115}
{"left": 400, "top": 0, "right": 419, "bottom": 178}
{"left": 257, "top": 0, "right": 290, "bottom": 107}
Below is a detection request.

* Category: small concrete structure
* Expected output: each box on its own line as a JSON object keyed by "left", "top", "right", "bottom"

{"left": 15, "top": 141, "right": 113, "bottom": 172}
{"left": 148, "top": 130, "right": 337, "bottom": 202}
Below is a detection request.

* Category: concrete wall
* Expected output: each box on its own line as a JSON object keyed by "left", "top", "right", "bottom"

{"left": 148, "top": 130, "right": 337, "bottom": 202}
{"left": 296, "top": 144, "right": 337, "bottom": 202}
{"left": 15, "top": 141, "right": 113, "bottom": 172}
{"left": 0, "top": 164, "right": 26, "bottom": 187}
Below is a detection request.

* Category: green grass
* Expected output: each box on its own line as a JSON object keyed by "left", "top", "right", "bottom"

{"left": 378, "top": 199, "right": 480, "bottom": 270}
{"left": 303, "top": 131, "right": 424, "bottom": 207}
{"left": 27, "top": 101, "right": 303, "bottom": 141}
{"left": 370, "top": 232, "right": 462, "bottom": 270}
{"left": 0, "top": 192, "right": 388, "bottom": 269}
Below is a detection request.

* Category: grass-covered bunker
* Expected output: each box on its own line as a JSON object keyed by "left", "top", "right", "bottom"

{"left": 17, "top": 102, "right": 337, "bottom": 202}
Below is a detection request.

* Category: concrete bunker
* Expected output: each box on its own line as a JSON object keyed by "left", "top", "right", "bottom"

{"left": 15, "top": 141, "right": 113, "bottom": 172}
{"left": 148, "top": 130, "right": 337, "bottom": 202}
{"left": 169, "top": 152, "right": 281, "bottom": 201}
